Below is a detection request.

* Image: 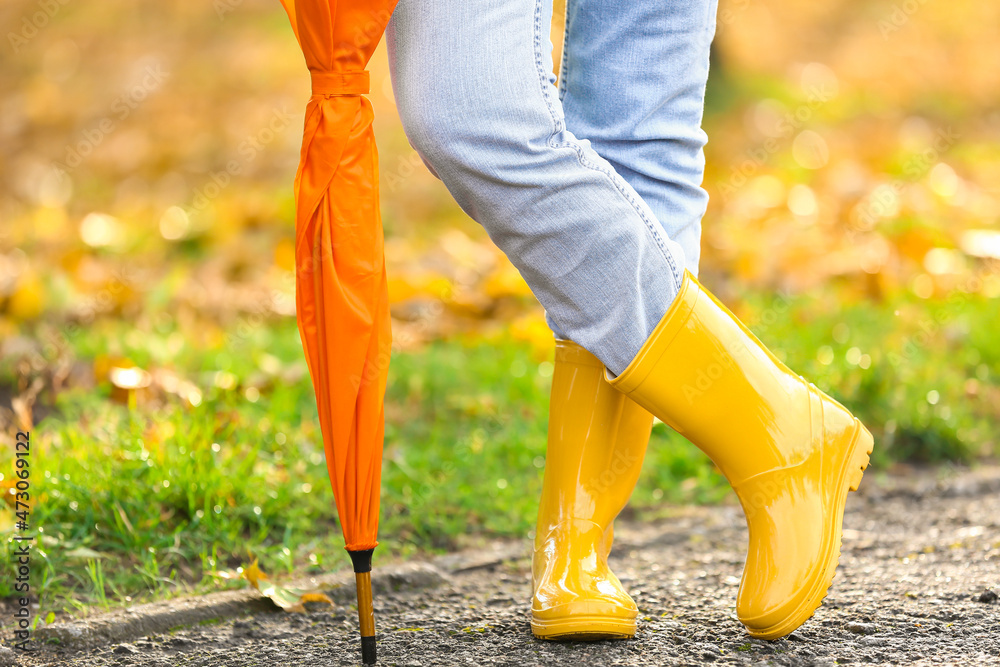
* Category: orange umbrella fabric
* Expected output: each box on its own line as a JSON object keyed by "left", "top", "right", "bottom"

{"left": 278, "top": 0, "right": 397, "bottom": 662}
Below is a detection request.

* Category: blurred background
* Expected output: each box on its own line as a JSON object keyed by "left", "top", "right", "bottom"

{"left": 1, "top": 0, "right": 998, "bottom": 616}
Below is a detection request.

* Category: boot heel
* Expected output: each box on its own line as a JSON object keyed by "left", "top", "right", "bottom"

{"left": 531, "top": 612, "right": 636, "bottom": 641}
{"left": 847, "top": 421, "right": 874, "bottom": 493}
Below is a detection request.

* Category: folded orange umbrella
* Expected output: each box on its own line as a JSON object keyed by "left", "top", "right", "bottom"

{"left": 278, "top": 0, "right": 396, "bottom": 663}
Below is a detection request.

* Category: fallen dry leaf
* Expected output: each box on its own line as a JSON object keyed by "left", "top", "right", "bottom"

{"left": 240, "top": 559, "right": 334, "bottom": 613}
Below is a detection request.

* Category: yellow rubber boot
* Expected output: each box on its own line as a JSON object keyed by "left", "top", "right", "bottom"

{"left": 531, "top": 340, "right": 654, "bottom": 641}
{"left": 607, "top": 271, "right": 874, "bottom": 640}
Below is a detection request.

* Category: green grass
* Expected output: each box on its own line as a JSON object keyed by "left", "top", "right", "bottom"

{"left": 0, "top": 284, "right": 997, "bottom": 618}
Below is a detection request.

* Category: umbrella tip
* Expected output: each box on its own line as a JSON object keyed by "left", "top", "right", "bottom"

{"left": 348, "top": 547, "right": 374, "bottom": 573}
{"left": 361, "top": 635, "right": 377, "bottom": 664}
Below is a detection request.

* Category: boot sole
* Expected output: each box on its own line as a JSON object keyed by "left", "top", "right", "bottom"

{"left": 531, "top": 614, "right": 636, "bottom": 641}
{"left": 745, "top": 419, "right": 874, "bottom": 640}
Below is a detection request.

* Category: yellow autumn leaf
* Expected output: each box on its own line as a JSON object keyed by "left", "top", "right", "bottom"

{"left": 241, "top": 559, "right": 334, "bottom": 613}
{"left": 274, "top": 238, "right": 296, "bottom": 272}
{"left": 509, "top": 312, "right": 555, "bottom": 360}
{"left": 387, "top": 276, "right": 421, "bottom": 304}
{"left": 7, "top": 271, "right": 46, "bottom": 320}
{"left": 483, "top": 262, "right": 532, "bottom": 299}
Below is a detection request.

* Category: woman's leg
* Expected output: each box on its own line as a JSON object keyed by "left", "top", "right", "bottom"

{"left": 387, "top": 0, "right": 673, "bottom": 639}
{"left": 559, "top": 0, "right": 717, "bottom": 275}
{"left": 386, "top": 0, "right": 686, "bottom": 376}
{"left": 388, "top": 0, "right": 873, "bottom": 642}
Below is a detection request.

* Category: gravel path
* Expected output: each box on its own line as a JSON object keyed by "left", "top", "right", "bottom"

{"left": 17, "top": 467, "right": 1000, "bottom": 666}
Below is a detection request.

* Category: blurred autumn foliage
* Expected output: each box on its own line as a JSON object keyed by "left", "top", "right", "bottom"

{"left": 2, "top": 0, "right": 998, "bottom": 343}
{"left": 0, "top": 0, "right": 997, "bottom": 458}
{"left": 3, "top": 0, "right": 1000, "bottom": 341}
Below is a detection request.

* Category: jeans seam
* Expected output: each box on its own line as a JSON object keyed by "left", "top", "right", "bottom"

{"left": 531, "top": 0, "right": 682, "bottom": 291}
{"left": 557, "top": 0, "right": 570, "bottom": 101}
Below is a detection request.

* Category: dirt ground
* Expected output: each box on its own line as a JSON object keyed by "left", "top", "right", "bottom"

{"left": 13, "top": 466, "right": 1000, "bottom": 666}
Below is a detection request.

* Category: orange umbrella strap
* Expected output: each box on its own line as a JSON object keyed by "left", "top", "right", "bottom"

{"left": 311, "top": 70, "right": 370, "bottom": 96}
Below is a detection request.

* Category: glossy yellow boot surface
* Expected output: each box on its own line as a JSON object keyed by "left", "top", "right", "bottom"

{"left": 532, "top": 340, "right": 653, "bottom": 641}
{"left": 608, "top": 271, "right": 873, "bottom": 640}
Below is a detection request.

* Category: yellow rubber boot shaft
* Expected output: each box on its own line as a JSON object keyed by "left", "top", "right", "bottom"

{"left": 608, "top": 271, "right": 874, "bottom": 640}
{"left": 531, "top": 340, "right": 653, "bottom": 641}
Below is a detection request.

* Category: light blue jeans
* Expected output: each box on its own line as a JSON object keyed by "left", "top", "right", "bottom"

{"left": 386, "top": 0, "right": 717, "bottom": 374}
